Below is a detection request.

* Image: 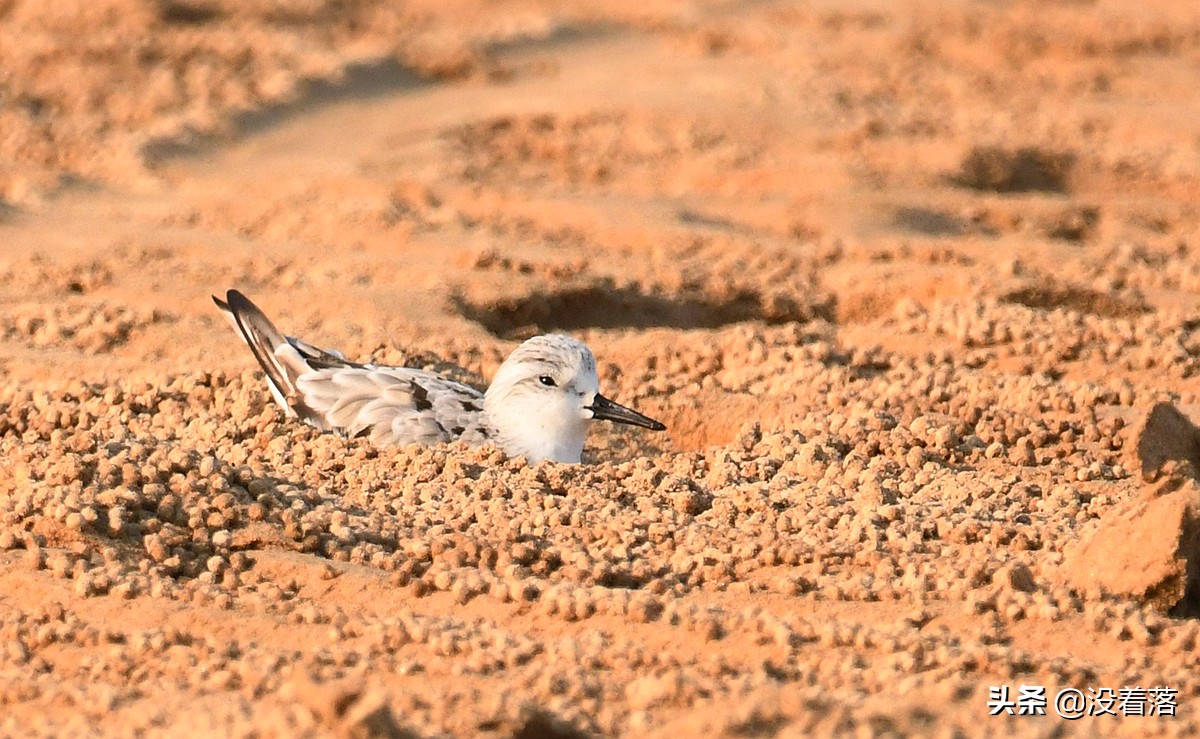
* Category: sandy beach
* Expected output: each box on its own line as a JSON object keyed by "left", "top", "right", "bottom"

{"left": 3, "top": 0, "right": 1200, "bottom": 735}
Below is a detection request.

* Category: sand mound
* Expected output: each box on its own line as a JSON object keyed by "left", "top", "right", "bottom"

{"left": 1134, "top": 402, "right": 1200, "bottom": 481}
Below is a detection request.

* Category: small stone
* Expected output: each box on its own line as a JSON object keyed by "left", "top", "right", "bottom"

{"left": 993, "top": 562, "right": 1037, "bottom": 593}
{"left": 1060, "top": 477, "right": 1200, "bottom": 611}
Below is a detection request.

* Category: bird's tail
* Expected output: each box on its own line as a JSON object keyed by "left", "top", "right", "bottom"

{"left": 212, "top": 289, "right": 316, "bottom": 422}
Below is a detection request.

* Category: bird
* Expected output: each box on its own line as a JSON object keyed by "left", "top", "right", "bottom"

{"left": 212, "top": 289, "right": 666, "bottom": 464}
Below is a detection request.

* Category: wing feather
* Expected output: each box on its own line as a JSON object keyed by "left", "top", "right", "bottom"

{"left": 295, "top": 367, "right": 484, "bottom": 446}
{"left": 215, "top": 289, "right": 487, "bottom": 445}
{"left": 213, "top": 290, "right": 327, "bottom": 426}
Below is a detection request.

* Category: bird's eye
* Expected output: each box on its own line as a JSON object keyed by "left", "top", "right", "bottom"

{"left": 538, "top": 375, "right": 557, "bottom": 387}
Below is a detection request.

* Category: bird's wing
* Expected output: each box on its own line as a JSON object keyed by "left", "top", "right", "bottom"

{"left": 215, "top": 289, "right": 490, "bottom": 445}
{"left": 214, "top": 289, "right": 328, "bottom": 426}
{"left": 295, "top": 367, "right": 487, "bottom": 446}
{"left": 288, "top": 336, "right": 352, "bottom": 367}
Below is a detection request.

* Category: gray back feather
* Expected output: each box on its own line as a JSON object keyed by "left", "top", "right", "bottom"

{"left": 296, "top": 368, "right": 486, "bottom": 445}
{"left": 217, "top": 289, "right": 494, "bottom": 447}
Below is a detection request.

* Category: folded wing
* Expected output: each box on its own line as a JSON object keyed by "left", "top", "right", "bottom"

{"left": 214, "top": 289, "right": 486, "bottom": 446}
{"left": 296, "top": 368, "right": 484, "bottom": 446}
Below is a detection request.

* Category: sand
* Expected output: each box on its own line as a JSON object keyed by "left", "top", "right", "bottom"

{"left": 3, "top": 0, "right": 1200, "bottom": 736}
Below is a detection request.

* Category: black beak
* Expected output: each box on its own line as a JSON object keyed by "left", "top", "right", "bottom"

{"left": 588, "top": 393, "right": 666, "bottom": 431}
